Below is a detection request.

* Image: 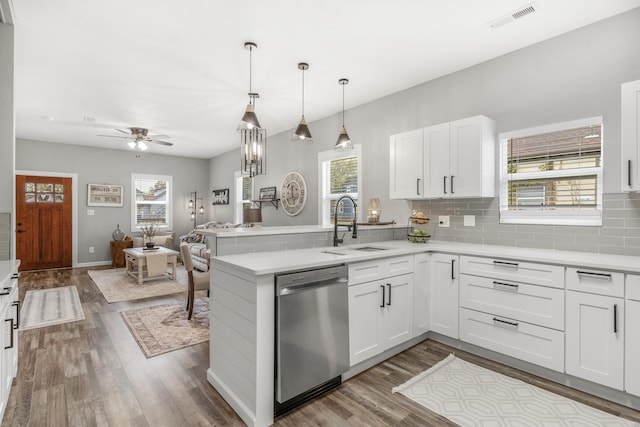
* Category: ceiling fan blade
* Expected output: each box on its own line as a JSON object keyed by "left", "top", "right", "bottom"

{"left": 150, "top": 140, "right": 173, "bottom": 147}
{"left": 149, "top": 134, "right": 170, "bottom": 140}
{"left": 97, "top": 134, "right": 134, "bottom": 139}
{"left": 115, "top": 128, "right": 131, "bottom": 135}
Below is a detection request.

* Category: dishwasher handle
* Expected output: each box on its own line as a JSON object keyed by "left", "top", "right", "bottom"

{"left": 278, "top": 277, "right": 348, "bottom": 296}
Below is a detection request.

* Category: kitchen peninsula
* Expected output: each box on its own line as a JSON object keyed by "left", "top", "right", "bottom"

{"left": 207, "top": 240, "right": 640, "bottom": 427}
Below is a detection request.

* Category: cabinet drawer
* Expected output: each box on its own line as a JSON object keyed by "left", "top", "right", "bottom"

{"left": 459, "top": 308, "right": 564, "bottom": 372}
{"left": 459, "top": 274, "right": 564, "bottom": 330}
{"left": 460, "top": 256, "right": 564, "bottom": 288}
{"left": 349, "top": 256, "right": 414, "bottom": 286}
{"left": 566, "top": 267, "right": 624, "bottom": 298}
{"left": 627, "top": 274, "right": 640, "bottom": 301}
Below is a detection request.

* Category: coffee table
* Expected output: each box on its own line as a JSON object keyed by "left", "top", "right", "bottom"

{"left": 122, "top": 246, "right": 180, "bottom": 285}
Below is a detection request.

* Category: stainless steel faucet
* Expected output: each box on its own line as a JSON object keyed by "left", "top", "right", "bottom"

{"left": 333, "top": 195, "right": 357, "bottom": 247}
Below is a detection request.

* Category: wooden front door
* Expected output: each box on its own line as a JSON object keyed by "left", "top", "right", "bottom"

{"left": 16, "top": 175, "right": 73, "bottom": 271}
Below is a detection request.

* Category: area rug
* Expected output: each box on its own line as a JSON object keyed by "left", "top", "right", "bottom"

{"left": 20, "top": 286, "right": 85, "bottom": 330}
{"left": 392, "top": 354, "right": 638, "bottom": 426}
{"left": 120, "top": 297, "right": 209, "bottom": 358}
{"left": 88, "top": 267, "right": 188, "bottom": 303}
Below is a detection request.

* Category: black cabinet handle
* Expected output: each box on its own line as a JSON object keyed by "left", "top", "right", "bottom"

{"left": 11, "top": 273, "right": 19, "bottom": 280}
{"left": 12, "top": 301, "right": 19, "bottom": 330}
{"left": 450, "top": 175, "right": 455, "bottom": 194}
{"left": 4, "top": 318, "right": 13, "bottom": 349}
{"left": 493, "top": 260, "right": 519, "bottom": 268}
{"left": 416, "top": 178, "right": 421, "bottom": 196}
{"left": 451, "top": 259, "right": 455, "bottom": 280}
{"left": 0, "top": 287, "right": 10, "bottom": 296}
{"left": 380, "top": 285, "right": 385, "bottom": 308}
{"left": 629, "top": 160, "right": 632, "bottom": 187}
{"left": 492, "top": 281, "right": 519, "bottom": 291}
{"left": 386, "top": 283, "right": 391, "bottom": 306}
{"left": 614, "top": 304, "right": 618, "bottom": 333}
{"left": 493, "top": 317, "right": 519, "bottom": 328}
{"left": 576, "top": 270, "right": 612, "bottom": 280}
{"left": 443, "top": 176, "right": 447, "bottom": 194}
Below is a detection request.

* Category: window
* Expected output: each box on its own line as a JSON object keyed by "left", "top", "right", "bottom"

{"left": 499, "top": 117, "right": 603, "bottom": 226}
{"left": 234, "top": 171, "right": 253, "bottom": 224}
{"left": 318, "top": 144, "right": 362, "bottom": 226}
{"left": 131, "top": 173, "right": 173, "bottom": 231}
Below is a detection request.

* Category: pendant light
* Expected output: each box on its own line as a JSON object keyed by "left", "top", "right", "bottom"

{"left": 292, "top": 62, "right": 313, "bottom": 144}
{"left": 334, "top": 78, "right": 353, "bottom": 151}
{"left": 238, "top": 41, "right": 267, "bottom": 177}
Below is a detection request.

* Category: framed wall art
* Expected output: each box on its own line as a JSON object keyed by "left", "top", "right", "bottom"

{"left": 212, "top": 188, "right": 230, "bottom": 205}
{"left": 87, "top": 184, "right": 124, "bottom": 207}
{"left": 258, "top": 186, "right": 276, "bottom": 200}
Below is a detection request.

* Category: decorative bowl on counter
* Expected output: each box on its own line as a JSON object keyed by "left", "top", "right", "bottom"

{"left": 408, "top": 230, "right": 430, "bottom": 243}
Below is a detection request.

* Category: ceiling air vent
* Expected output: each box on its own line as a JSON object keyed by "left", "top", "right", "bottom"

{"left": 488, "top": 2, "right": 538, "bottom": 29}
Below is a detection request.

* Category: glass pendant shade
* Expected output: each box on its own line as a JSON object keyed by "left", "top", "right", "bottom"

{"left": 137, "top": 140, "right": 148, "bottom": 151}
{"left": 334, "top": 78, "right": 353, "bottom": 151}
{"left": 238, "top": 102, "right": 261, "bottom": 131}
{"left": 127, "top": 141, "right": 136, "bottom": 149}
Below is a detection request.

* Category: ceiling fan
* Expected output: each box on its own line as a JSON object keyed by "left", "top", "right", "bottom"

{"left": 98, "top": 127, "right": 173, "bottom": 151}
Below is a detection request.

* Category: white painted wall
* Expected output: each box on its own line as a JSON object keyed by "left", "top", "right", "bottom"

{"left": 0, "top": 22, "right": 14, "bottom": 259}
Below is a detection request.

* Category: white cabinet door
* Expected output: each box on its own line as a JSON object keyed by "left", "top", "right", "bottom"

{"left": 622, "top": 80, "right": 640, "bottom": 191}
{"left": 626, "top": 299, "right": 640, "bottom": 396}
{"left": 348, "top": 280, "right": 384, "bottom": 366}
{"left": 380, "top": 274, "right": 414, "bottom": 350}
{"left": 389, "top": 129, "right": 424, "bottom": 199}
{"left": 565, "top": 291, "right": 624, "bottom": 390}
{"left": 450, "top": 116, "right": 495, "bottom": 198}
{"left": 430, "top": 253, "right": 459, "bottom": 339}
{"left": 413, "top": 253, "right": 429, "bottom": 337}
{"left": 424, "top": 122, "right": 451, "bottom": 198}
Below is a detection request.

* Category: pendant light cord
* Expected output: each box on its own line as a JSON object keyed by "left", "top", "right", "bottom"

{"left": 301, "top": 68, "right": 305, "bottom": 117}
{"left": 342, "top": 83, "right": 345, "bottom": 126}
{"left": 249, "top": 45, "right": 253, "bottom": 104}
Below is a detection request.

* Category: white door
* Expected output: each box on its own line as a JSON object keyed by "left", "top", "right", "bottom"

{"left": 565, "top": 291, "right": 624, "bottom": 390}
{"left": 348, "top": 280, "right": 383, "bottom": 366}
{"left": 622, "top": 80, "right": 640, "bottom": 191}
{"left": 626, "top": 299, "right": 640, "bottom": 396}
{"left": 430, "top": 253, "right": 459, "bottom": 339}
{"left": 389, "top": 129, "right": 424, "bottom": 199}
{"left": 450, "top": 116, "right": 483, "bottom": 197}
{"left": 380, "top": 274, "right": 413, "bottom": 351}
{"left": 424, "top": 123, "right": 451, "bottom": 198}
{"left": 413, "top": 253, "right": 429, "bottom": 337}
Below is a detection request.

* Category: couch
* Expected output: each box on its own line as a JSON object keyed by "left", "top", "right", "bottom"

{"left": 179, "top": 221, "right": 241, "bottom": 272}
{"left": 132, "top": 232, "right": 175, "bottom": 249}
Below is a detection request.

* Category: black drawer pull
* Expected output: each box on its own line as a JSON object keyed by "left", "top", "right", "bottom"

{"left": 0, "top": 287, "right": 10, "bottom": 296}
{"left": 493, "top": 317, "right": 519, "bottom": 328}
{"left": 492, "top": 281, "right": 519, "bottom": 291}
{"left": 11, "top": 273, "right": 19, "bottom": 280}
{"left": 576, "top": 270, "right": 612, "bottom": 280}
{"left": 493, "top": 260, "right": 519, "bottom": 268}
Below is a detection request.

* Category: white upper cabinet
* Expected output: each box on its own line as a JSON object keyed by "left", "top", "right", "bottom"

{"left": 390, "top": 115, "right": 496, "bottom": 199}
{"left": 622, "top": 80, "right": 640, "bottom": 191}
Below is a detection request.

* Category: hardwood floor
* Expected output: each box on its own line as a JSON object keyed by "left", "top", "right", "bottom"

{"left": 4, "top": 267, "right": 640, "bottom": 426}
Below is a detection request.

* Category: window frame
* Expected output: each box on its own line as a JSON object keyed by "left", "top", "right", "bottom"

{"left": 130, "top": 173, "right": 173, "bottom": 232}
{"left": 234, "top": 171, "right": 254, "bottom": 224}
{"left": 499, "top": 117, "right": 603, "bottom": 226}
{"left": 317, "top": 144, "right": 362, "bottom": 226}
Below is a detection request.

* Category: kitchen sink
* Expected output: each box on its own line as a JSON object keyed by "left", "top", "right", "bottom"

{"left": 350, "top": 246, "right": 390, "bottom": 252}
{"left": 321, "top": 250, "right": 349, "bottom": 256}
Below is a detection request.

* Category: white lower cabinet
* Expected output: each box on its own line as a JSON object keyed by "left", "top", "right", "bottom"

{"left": 430, "top": 253, "right": 459, "bottom": 339}
{"left": 459, "top": 308, "right": 565, "bottom": 372}
{"left": 565, "top": 290, "right": 624, "bottom": 390}
{"left": 0, "top": 265, "right": 19, "bottom": 421}
{"left": 348, "top": 274, "right": 414, "bottom": 366}
{"left": 625, "top": 274, "right": 640, "bottom": 396}
{"left": 413, "top": 253, "right": 429, "bottom": 337}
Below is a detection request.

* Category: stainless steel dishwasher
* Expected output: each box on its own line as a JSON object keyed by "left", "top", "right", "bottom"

{"left": 275, "top": 264, "right": 349, "bottom": 416}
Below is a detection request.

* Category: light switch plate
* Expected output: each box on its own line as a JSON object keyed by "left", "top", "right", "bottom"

{"left": 87, "top": 209, "right": 95, "bottom": 216}
{"left": 438, "top": 216, "right": 450, "bottom": 227}
{"left": 464, "top": 215, "right": 476, "bottom": 226}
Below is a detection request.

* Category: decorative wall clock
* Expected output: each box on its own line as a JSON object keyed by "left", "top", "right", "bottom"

{"left": 281, "top": 171, "right": 307, "bottom": 216}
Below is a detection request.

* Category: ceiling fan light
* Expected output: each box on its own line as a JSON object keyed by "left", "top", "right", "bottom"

{"left": 138, "top": 140, "right": 148, "bottom": 151}
{"left": 127, "top": 141, "right": 136, "bottom": 149}
{"left": 334, "top": 126, "right": 353, "bottom": 151}
{"left": 292, "top": 116, "right": 313, "bottom": 144}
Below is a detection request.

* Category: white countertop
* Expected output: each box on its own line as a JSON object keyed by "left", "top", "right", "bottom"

{"left": 197, "top": 223, "right": 404, "bottom": 238}
{"left": 212, "top": 240, "right": 640, "bottom": 276}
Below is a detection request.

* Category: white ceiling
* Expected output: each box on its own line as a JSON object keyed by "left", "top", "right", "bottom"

{"left": 12, "top": 0, "right": 640, "bottom": 159}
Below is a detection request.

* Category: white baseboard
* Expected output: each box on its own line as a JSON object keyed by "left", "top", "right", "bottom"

{"left": 76, "top": 261, "right": 111, "bottom": 268}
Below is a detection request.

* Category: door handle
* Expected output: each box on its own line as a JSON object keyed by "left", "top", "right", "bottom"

{"left": 443, "top": 176, "right": 447, "bottom": 194}
{"left": 16, "top": 229, "right": 26, "bottom": 233}
{"left": 386, "top": 283, "right": 391, "bottom": 306}
{"left": 380, "top": 285, "right": 385, "bottom": 308}
{"left": 450, "top": 175, "right": 455, "bottom": 194}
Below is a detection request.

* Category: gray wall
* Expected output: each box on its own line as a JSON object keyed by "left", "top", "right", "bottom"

{"left": 0, "top": 22, "right": 14, "bottom": 259}
{"left": 16, "top": 139, "right": 210, "bottom": 264}
{"left": 209, "top": 8, "right": 640, "bottom": 255}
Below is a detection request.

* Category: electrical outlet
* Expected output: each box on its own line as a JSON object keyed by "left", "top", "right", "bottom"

{"left": 89, "top": 247, "right": 94, "bottom": 253}
{"left": 464, "top": 215, "right": 476, "bottom": 226}
{"left": 438, "top": 215, "right": 450, "bottom": 227}
{"left": 87, "top": 209, "right": 95, "bottom": 216}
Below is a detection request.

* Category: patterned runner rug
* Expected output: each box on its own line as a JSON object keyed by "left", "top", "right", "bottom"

{"left": 20, "top": 286, "right": 85, "bottom": 330}
{"left": 88, "top": 267, "right": 188, "bottom": 303}
{"left": 120, "top": 297, "right": 209, "bottom": 358}
{"left": 393, "top": 354, "right": 638, "bottom": 426}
